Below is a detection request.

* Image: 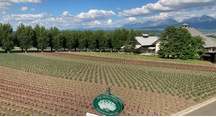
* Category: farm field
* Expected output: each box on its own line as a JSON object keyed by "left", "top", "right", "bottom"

{"left": 0, "top": 52, "right": 216, "bottom": 116}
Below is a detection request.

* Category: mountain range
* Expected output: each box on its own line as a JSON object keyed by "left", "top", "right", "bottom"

{"left": 122, "top": 15, "right": 216, "bottom": 31}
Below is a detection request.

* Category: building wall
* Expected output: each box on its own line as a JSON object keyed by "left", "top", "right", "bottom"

{"left": 138, "top": 46, "right": 155, "bottom": 53}
{"left": 155, "top": 41, "right": 160, "bottom": 53}
{"left": 206, "top": 47, "right": 216, "bottom": 52}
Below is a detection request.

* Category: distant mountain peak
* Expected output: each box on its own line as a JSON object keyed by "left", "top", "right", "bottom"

{"left": 200, "top": 15, "right": 214, "bottom": 19}
{"left": 122, "top": 15, "right": 216, "bottom": 30}
{"left": 185, "top": 15, "right": 215, "bottom": 23}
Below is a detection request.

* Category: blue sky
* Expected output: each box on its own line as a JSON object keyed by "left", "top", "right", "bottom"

{"left": 0, "top": 0, "right": 216, "bottom": 30}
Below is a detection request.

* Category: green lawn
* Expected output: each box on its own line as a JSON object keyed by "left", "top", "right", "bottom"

{"left": 0, "top": 46, "right": 213, "bottom": 66}
{"left": 67, "top": 52, "right": 214, "bottom": 66}
{"left": 0, "top": 47, "right": 37, "bottom": 53}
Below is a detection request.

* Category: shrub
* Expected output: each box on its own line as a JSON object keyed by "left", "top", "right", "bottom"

{"left": 193, "top": 97, "right": 200, "bottom": 102}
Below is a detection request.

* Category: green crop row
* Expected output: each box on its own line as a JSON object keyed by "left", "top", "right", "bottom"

{"left": 0, "top": 53, "right": 216, "bottom": 102}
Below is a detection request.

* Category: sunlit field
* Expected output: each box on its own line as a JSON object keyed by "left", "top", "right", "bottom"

{"left": 0, "top": 52, "right": 216, "bottom": 116}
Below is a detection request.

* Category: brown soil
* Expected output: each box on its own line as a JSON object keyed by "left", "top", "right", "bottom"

{"left": 0, "top": 66, "right": 197, "bottom": 116}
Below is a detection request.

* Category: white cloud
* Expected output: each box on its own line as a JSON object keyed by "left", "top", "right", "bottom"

{"left": 128, "top": 17, "right": 137, "bottom": 21}
{"left": 19, "top": 10, "right": 116, "bottom": 29}
{"left": 3, "top": 13, "right": 47, "bottom": 21}
{"left": 0, "top": 1, "right": 12, "bottom": 10}
{"left": 0, "top": 0, "right": 42, "bottom": 10}
{"left": 30, "top": 8, "right": 35, "bottom": 11}
{"left": 1, "top": 11, "right": 7, "bottom": 14}
{"left": 159, "top": 0, "right": 215, "bottom": 7}
{"left": 107, "top": 19, "right": 112, "bottom": 25}
{"left": 1, "top": 9, "right": 117, "bottom": 29}
{"left": 62, "top": 11, "right": 72, "bottom": 17}
{"left": 88, "top": 20, "right": 101, "bottom": 26}
{"left": 112, "top": 17, "right": 139, "bottom": 28}
{"left": 62, "top": 11, "right": 69, "bottom": 16}
{"left": 21, "top": 6, "right": 28, "bottom": 11}
{"left": 30, "top": 17, "right": 67, "bottom": 28}
{"left": 75, "top": 9, "right": 115, "bottom": 22}
{"left": 119, "top": 0, "right": 216, "bottom": 17}
{"left": 8, "top": 0, "right": 42, "bottom": 3}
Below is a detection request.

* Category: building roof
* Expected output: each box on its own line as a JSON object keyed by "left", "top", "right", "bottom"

{"left": 142, "top": 34, "right": 149, "bottom": 37}
{"left": 183, "top": 23, "right": 189, "bottom": 26}
{"left": 188, "top": 28, "right": 216, "bottom": 48}
{"left": 135, "top": 36, "right": 159, "bottom": 46}
{"left": 135, "top": 45, "right": 142, "bottom": 49}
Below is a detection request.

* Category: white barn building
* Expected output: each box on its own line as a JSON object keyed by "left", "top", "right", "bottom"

{"left": 134, "top": 34, "right": 160, "bottom": 54}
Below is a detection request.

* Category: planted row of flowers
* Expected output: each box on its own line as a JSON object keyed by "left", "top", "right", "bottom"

{"left": 0, "top": 78, "right": 96, "bottom": 116}
{"left": 1, "top": 53, "right": 216, "bottom": 102}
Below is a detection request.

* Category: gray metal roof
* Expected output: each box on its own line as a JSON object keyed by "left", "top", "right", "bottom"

{"left": 142, "top": 34, "right": 149, "bottom": 37}
{"left": 135, "top": 36, "right": 159, "bottom": 46}
{"left": 183, "top": 23, "right": 189, "bottom": 26}
{"left": 188, "top": 28, "right": 216, "bottom": 48}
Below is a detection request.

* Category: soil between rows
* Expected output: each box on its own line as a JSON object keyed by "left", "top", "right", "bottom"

{"left": 0, "top": 52, "right": 215, "bottom": 116}
{"left": 0, "top": 66, "right": 197, "bottom": 116}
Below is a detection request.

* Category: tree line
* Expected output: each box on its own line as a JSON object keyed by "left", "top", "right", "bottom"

{"left": 0, "top": 23, "right": 141, "bottom": 53}
{"left": 0, "top": 23, "right": 206, "bottom": 60}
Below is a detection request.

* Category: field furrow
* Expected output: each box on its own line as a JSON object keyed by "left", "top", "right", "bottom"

{"left": 0, "top": 53, "right": 216, "bottom": 116}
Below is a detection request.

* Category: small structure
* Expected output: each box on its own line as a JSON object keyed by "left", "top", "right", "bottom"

{"left": 134, "top": 34, "right": 160, "bottom": 54}
{"left": 182, "top": 23, "right": 189, "bottom": 29}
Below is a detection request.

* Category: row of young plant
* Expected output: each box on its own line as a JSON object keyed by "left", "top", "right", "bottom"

{"left": 0, "top": 23, "right": 141, "bottom": 53}
{"left": 42, "top": 53, "right": 216, "bottom": 102}
{"left": 1, "top": 53, "right": 216, "bottom": 103}
{"left": 0, "top": 78, "right": 96, "bottom": 116}
{"left": 0, "top": 77, "right": 164, "bottom": 116}
{"left": 0, "top": 99, "right": 53, "bottom": 116}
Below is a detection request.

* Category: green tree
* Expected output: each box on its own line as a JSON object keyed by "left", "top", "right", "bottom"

{"left": 106, "top": 32, "right": 114, "bottom": 52}
{"left": 65, "top": 31, "right": 75, "bottom": 52}
{"left": 33, "top": 24, "right": 40, "bottom": 51}
{"left": 88, "top": 31, "right": 96, "bottom": 51}
{"left": 190, "top": 36, "right": 205, "bottom": 58}
{"left": 65, "top": 31, "right": 80, "bottom": 52}
{"left": 158, "top": 26, "right": 205, "bottom": 60}
{"left": 16, "top": 23, "right": 34, "bottom": 53}
{"left": 0, "top": 23, "right": 3, "bottom": 47}
{"left": 0, "top": 23, "right": 14, "bottom": 53}
{"left": 79, "top": 30, "right": 92, "bottom": 51}
{"left": 124, "top": 29, "right": 138, "bottom": 53}
{"left": 60, "top": 31, "right": 68, "bottom": 51}
{"left": 48, "top": 27, "right": 59, "bottom": 51}
{"left": 72, "top": 31, "right": 80, "bottom": 51}
{"left": 148, "top": 33, "right": 155, "bottom": 36}
{"left": 53, "top": 33, "right": 63, "bottom": 52}
{"left": 94, "top": 30, "right": 107, "bottom": 52}
{"left": 37, "top": 26, "right": 49, "bottom": 52}
{"left": 112, "top": 29, "right": 128, "bottom": 51}
{"left": 16, "top": 23, "right": 25, "bottom": 52}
